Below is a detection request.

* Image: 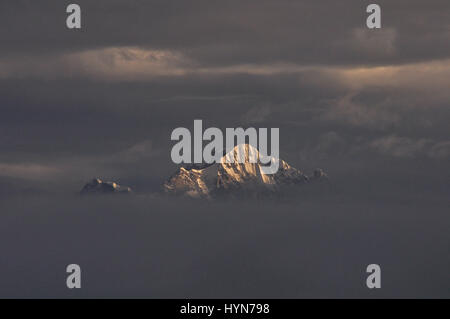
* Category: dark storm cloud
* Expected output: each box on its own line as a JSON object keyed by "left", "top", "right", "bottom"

{"left": 1, "top": 0, "right": 450, "bottom": 66}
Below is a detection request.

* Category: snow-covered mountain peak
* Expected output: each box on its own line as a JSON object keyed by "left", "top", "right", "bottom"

{"left": 163, "top": 144, "right": 328, "bottom": 199}
{"left": 80, "top": 178, "right": 132, "bottom": 195}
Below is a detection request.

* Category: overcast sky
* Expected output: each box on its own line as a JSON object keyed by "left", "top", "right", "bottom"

{"left": 0, "top": 0, "right": 449, "bottom": 195}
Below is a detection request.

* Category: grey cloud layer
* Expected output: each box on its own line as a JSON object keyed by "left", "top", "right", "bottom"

{"left": 1, "top": 0, "right": 450, "bottom": 67}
